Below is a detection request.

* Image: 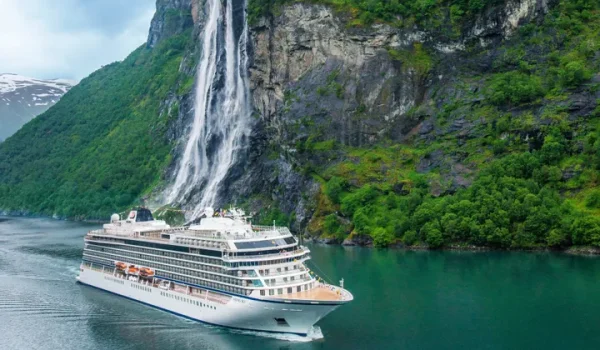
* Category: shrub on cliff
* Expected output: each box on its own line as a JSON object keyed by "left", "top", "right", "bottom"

{"left": 486, "top": 71, "right": 545, "bottom": 106}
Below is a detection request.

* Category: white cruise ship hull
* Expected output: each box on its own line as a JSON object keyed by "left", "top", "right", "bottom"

{"left": 77, "top": 267, "right": 339, "bottom": 336}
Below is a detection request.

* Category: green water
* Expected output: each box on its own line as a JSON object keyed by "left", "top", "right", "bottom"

{"left": 1, "top": 217, "right": 600, "bottom": 349}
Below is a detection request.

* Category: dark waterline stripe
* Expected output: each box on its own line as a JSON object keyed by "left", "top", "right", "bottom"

{"left": 76, "top": 281, "right": 308, "bottom": 337}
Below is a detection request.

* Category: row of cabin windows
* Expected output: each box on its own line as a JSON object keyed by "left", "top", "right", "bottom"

{"left": 87, "top": 236, "right": 221, "bottom": 258}
{"left": 259, "top": 265, "right": 299, "bottom": 276}
{"left": 160, "top": 272, "right": 249, "bottom": 296}
{"left": 89, "top": 238, "right": 307, "bottom": 272}
{"left": 102, "top": 274, "right": 125, "bottom": 285}
{"left": 89, "top": 242, "right": 304, "bottom": 276}
{"left": 85, "top": 249, "right": 243, "bottom": 286}
{"left": 132, "top": 283, "right": 151, "bottom": 293}
{"left": 227, "top": 255, "right": 307, "bottom": 268}
{"left": 87, "top": 243, "right": 223, "bottom": 269}
{"left": 89, "top": 236, "right": 222, "bottom": 259}
{"left": 259, "top": 284, "right": 312, "bottom": 296}
{"left": 160, "top": 291, "right": 216, "bottom": 309}
{"left": 87, "top": 245, "right": 227, "bottom": 276}
{"left": 83, "top": 251, "right": 248, "bottom": 294}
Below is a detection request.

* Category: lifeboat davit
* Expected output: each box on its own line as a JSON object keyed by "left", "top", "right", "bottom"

{"left": 139, "top": 267, "right": 154, "bottom": 277}
{"left": 115, "top": 262, "right": 127, "bottom": 270}
{"left": 127, "top": 265, "right": 139, "bottom": 275}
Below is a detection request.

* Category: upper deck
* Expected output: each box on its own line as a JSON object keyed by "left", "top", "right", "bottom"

{"left": 89, "top": 209, "right": 295, "bottom": 253}
{"left": 272, "top": 283, "right": 353, "bottom": 304}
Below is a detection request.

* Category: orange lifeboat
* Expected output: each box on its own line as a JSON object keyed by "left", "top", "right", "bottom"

{"left": 139, "top": 267, "right": 154, "bottom": 277}
{"left": 127, "top": 265, "right": 139, "bottom": 275}
{"left": 115, "top": 262, "right": 127, "bottom": 270}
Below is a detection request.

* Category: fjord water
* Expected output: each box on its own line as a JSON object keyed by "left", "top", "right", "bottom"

{"left": 2, "top": 217, "right": 600, "bottom": 350}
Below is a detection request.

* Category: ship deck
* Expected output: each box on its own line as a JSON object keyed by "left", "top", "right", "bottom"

{"left": 283, "top": 286, "right": 346, "bottom": 302}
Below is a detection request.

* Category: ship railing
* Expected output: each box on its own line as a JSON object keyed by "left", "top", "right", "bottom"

{"left": 316, "top": 282, "right": 354, "bottom": 301}
{"left": 264, "top": 276, "right": 313, "bottom": 287}
{"left": 222, "top": 246, "right": 310, "bottom": 262}
{"left": 260, "top": 266, "right": 307, "bottom": 278}
{"left": 251, "top": 225, "right": 292, "bottom": 235}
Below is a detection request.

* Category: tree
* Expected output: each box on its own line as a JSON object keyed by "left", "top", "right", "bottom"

{"left": 372, "top": 227, "right": 394, "bottom": 247}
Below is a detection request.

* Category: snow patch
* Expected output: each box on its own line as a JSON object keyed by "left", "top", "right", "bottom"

{"left": 0, "top": 73, "right": 76, "bottom": 94}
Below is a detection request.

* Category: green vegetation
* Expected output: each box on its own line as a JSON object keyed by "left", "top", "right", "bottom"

{"left": 0, "top": 32, "right": 194, "bottom": 219}
{"left": 315, "top": 140, "right": 600, "bottom": 249}
{"left": 297, "top": 0, "right": 600, "bottom": 249}
{"left": 388, "top": 43, "right": 433, "bottom": 77}
{"left": 486, "top": 71, "right": 544, "bottom": 106}
{"left": 248, "top": 0, "right": 501, "bottom": 27}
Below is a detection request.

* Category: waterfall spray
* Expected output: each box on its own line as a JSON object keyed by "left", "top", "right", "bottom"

{"left": 166, "top": 0, "right": 251, "bottom": 219}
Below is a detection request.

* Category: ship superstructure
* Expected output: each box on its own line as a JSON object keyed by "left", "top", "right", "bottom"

{"left": 77, "top": 208, "right": 352, "bottom": 335}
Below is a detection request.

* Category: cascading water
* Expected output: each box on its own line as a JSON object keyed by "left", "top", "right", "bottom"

{"left": 166, "top": 0, "right": 251, "bottom": 219}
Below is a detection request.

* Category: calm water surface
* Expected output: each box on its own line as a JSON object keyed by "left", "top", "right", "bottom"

{"left": 1, "top": 216, "right": 600, "bottom": 349}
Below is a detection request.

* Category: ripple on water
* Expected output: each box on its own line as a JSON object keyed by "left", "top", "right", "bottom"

{"left": 16, "top": 244, "right": 83, "bottom": 261}
{"left": 228, "top": 325, "right": 325, "bottom": 342}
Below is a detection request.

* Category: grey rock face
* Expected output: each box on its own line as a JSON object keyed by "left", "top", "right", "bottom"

{"left": 147, "top": 0, "right": 194, "bottom": 48}
{"left": 233, "top": 0, "right": 550, "bottom": 232}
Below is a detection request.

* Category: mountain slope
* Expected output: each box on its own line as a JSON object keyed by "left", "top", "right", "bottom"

{"left": 0, "top": 73, "right": 75, "bottom": 141}
{"left": 0, "top": 27, "right": 195, "bottom": 218}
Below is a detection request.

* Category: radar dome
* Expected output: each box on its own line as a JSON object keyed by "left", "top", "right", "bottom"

{"left": 111, "top": 214, "right": 120, "bottom": 223}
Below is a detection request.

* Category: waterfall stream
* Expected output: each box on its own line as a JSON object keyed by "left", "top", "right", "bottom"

{"left": 166, "top": 0, "right": 251, "bottom": 219}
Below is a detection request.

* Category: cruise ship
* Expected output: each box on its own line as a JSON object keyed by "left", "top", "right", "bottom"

{"left": 77, "top": 207, "right": 353, "bottom": 336}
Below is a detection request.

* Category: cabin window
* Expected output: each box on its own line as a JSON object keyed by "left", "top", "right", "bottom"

{"left": 297, "top": 286, "right": 301, "bottom": 292}
{"left": 269, "top": 289, "right": 274, "bottom": 296}
{"left": 260, "top": 290, "right": 265, "bottom": 296}
{"left": 287, "top": 287, "right": 292, "bottom": 294}
{"left": 278, "top": 288, "right": 283, "bottom": 295}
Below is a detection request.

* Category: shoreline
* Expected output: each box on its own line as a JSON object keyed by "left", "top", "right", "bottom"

{"left": 306, "top": 237, "right": 600, "bottom": 256}
{"left": 3, "top": 213, "right": 599, "bottom": 256}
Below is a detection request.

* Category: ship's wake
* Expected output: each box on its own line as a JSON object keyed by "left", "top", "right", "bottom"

{"left": 229, "top": 325, "right": 325, "bottom": 342}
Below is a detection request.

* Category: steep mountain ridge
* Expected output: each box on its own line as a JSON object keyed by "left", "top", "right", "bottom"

{"left": 0, "top": 73, "right": 75, "bottom": 141}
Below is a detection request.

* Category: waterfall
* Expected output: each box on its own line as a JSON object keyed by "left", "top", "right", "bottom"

{"left": 166, "top": 0, "right": 251, "bottom": 219}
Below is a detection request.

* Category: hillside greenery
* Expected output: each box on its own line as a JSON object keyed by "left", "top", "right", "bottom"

{"left": 249, "top": 0, "right": 505, "bottom": 27}
{"left": 0, "top": 33, "right": 193, "bottom": 219}
{"left": 270, "top": 0, "right": 600, "bottom": 249}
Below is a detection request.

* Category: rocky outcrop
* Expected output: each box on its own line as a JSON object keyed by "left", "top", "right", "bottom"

{"left": 147, "top": 0, "right": 194, "bottom": 48}
{"left": 235, "top": 0, "right": 553, "bottom": 233}
{"left": 248, "top": 0, "right": 551, "bottom": 148}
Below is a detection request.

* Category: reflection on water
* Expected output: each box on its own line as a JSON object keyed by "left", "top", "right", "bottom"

{"left": 2, "top": 216, "right": 600, "bottom": 349}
